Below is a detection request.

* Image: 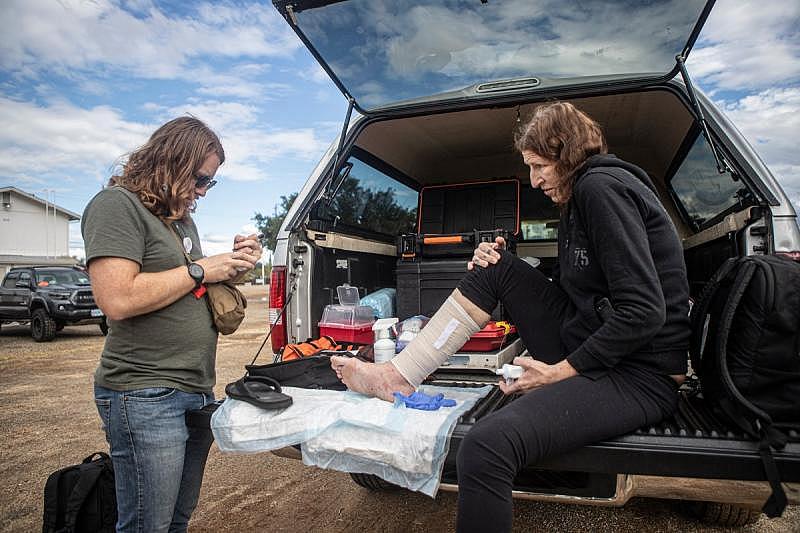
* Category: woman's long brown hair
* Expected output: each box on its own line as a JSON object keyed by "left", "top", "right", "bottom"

{"left": 109, "top": 116, "right": 224, "bottom": 221}
{"left": 514, "top": 102, "right": 607, "bottom": 206}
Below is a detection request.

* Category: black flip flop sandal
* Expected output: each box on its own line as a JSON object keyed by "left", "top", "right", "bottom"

{"left": 225, "top": 376, "right": 293, "bottom": 410}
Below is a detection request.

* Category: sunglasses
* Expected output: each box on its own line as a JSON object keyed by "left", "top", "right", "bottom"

{"left": 195, "top": 175, "right": 217, "bottom": 190}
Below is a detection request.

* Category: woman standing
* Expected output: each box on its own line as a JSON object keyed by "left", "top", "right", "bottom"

{"left": 82, "top": 117, "right": 261, "bottom": 532}
{"left": 332, "top": 102, "right": 690, "bottom": 532}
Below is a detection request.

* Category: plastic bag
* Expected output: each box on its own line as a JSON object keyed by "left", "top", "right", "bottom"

{"left": 211, "top": 384, "right": 493, "bottom": 497}
{"left": 302, "top": 384, "right": 492, "bottom": 496}
{"left": 211, "top": 387, "right": 357, "bottom": 453}
{"left": 359, "top": 288, "right": 396, "bottom": 319}
{"left": 393, "top": 315, "right": 430, "bottom": 353}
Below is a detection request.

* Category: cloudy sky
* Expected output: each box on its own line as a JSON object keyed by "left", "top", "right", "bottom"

{"left": 0, "top": 0, "right": 798, "bottom": 259}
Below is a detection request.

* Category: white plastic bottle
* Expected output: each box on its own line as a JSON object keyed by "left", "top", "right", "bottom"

{"left": 372, "top": 318, "right": 399, "bottom": 364}
{"left": 495, "top": 364, "right": 524, "bottom": 385}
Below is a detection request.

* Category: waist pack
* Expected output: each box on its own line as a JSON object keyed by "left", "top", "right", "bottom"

{"left": 690, "top": 254, "right": 800, "bottom": 518}
{"left": 206, "top": 281, "right": 247, "bottom": 335}
{"left": 43, "top": 452, "right": 117, "bottom": 533}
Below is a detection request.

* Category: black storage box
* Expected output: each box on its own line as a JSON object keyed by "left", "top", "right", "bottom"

{"left": 398, "top": 229, "right": 516, "bottom": 260}
{"left": 419, "top": 180, "right": 519, "bottom": 235}
{"left": 396, "top": 180, "right": 520, "bottom": 260}
{"left": 396, "top": 180, "right": 519, "bottom": 319}
{"left": 396, "top": 259, "right": 502, "bottom": 320}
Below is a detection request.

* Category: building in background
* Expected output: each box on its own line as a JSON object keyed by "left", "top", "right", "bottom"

{"left": 0, "top": 186, "right": 80, "bottom": 279}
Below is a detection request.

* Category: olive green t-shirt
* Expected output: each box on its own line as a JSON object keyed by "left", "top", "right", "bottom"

{"left": 81, "top": 187, "right": 217, "bottom": 393}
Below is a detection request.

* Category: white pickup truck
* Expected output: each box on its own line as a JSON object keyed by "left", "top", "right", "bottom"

{"left": 194, "top": 0, "right": 800, "bottom": 526}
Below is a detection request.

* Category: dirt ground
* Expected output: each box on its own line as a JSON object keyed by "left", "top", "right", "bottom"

{"left": 1, "top": 284, "right": 797, "bottom": 532}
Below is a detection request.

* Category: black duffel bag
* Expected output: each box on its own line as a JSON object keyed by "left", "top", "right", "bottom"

{"left": 185, "top": 353, "right": 357, "bottom": 429}
{"left": 245, "top": 353, "right": 348, "bottom": 391}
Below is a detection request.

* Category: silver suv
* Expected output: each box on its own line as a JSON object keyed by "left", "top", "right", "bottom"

{"left": 266, "top": 0, "right": 800, "bottom": 525}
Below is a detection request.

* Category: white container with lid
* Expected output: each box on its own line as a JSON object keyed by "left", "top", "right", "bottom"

{"left": 336, "top": 284, "right": 361, "bottom": 306}
{"left": 372, "top": 317, "right": 398, "bottom": 364}
{"left": 320, "top": 285, "right": 375, "bottom": 327}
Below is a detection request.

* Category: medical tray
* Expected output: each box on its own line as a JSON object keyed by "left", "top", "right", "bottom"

{"left": 439, "top": 338, "right": 524, "bottom": 372}
{"left": 318, "top": 285, "right": 375, "bottom": 344}
{"left": 461, "top": 322, "right": 517, "bottom": 352}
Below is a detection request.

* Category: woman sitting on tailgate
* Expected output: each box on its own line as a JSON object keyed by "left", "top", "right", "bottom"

{"left": 331, "top": 101, "right": 690, "bottom": 533}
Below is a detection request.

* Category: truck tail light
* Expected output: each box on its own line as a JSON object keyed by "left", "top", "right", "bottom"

{"left": 269, "top": 266, "right": 288, "bottom": 354}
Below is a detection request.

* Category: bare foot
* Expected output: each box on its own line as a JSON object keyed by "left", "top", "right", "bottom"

{"left": 330, "top": 356, "right": 415, "bottom": 402}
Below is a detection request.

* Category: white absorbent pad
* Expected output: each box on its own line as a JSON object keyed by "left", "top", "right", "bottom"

{"left": 211, "top": 387, "right": 357, "bottom": 453}
{"left": 210, "top": 385, "right": 492, "bottom": 497}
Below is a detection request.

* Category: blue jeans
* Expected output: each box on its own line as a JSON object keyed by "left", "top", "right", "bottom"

{"left": 94, "top": 385, "right": 215, "bottom": 533}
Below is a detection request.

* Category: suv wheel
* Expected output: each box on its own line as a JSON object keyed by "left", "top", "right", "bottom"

{"left": 349, "top": 473, "right": 401, "bottom": 491}
{"left": 31, "top": 308, "right": 57, "bottom": 342}
{"left": 99, "top": 318, "right": 109, "bottom": 336}
{"left": 685, "top": 501, "right": 760, "bottom": 526}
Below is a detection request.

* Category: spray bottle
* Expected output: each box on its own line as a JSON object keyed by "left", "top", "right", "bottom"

{"left": 372, "top": 318, "right": 399, "bottom": 364}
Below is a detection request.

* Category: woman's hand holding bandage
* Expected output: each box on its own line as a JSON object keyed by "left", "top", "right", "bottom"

{"left": 233, "top": 234, "right": 263, "bottom": 261}
{"left": 197, "top": 251, "right": 257, "bottom": 283}
{"left": 498, "top": 356, "right": 578, "bottom": 395}
{"left": 231, "top": 233, "right": 263, "bottom": 273}
{"left": 467, "top": 236, "right": 506, "bottom": 270}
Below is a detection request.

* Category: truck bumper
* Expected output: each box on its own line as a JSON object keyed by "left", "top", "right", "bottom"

{"left": 440, "top": 476, "right": 799, "bottom": 508}
{"left": 50, "top": 306, "right": 104, "bottom": 323}
{"left": 269, "top": 444, "right": 799, "bottom": 508}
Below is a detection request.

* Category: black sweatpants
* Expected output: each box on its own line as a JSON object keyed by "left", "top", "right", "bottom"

{"left": 455, "top": 251, "right": 679, "bottom": 533}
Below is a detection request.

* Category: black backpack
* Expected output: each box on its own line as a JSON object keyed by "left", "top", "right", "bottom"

{"left": 42, "top": 452, "right": 117, "bottom": 533}
{"left": 690, "top": 254, "right": 800, "bottom": 518}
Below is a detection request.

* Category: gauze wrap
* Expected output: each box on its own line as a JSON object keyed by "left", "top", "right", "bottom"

{"left": 391, "top": 295, "right": 481, "bottom": 387}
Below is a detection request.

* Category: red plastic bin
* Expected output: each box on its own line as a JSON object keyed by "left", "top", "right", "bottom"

{"left": 461, "top": 321, "right": 516, "bottom": 352}
{"left": 318, "top": 323, "right": 374, "bottom": 345}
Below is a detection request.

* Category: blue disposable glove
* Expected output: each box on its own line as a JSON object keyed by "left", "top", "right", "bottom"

{"left": 393, "top": 391, "right": 456, "bottom": 411}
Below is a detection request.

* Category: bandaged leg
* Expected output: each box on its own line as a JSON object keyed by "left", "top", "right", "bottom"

{"left": 391, "top": 293, "right": 486, "bottom": 387}
{"left": 331, "top": 290, "right": 489, "bottom": 402}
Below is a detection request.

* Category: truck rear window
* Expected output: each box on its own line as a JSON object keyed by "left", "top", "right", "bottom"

{"left": 520, "top": 185, "right": 560, "bottom": 241}
{"left": 669, "top": 133, "right": 750, "bottom": 230}
{"left": 327, "top": 154, "right": 419, "bottom": 238}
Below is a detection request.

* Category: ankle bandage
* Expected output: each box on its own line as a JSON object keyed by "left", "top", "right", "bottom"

{"left": 391, "top": 296, "right": 481, "bottom": 387}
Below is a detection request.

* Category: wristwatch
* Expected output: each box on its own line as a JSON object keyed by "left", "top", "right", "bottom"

{"left": 187, "top": 262, "right": 204, "bottom": 289}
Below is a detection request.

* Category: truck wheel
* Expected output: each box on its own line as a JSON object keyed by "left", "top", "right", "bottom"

{"left": 31, "top": 308, "right": 57, "bottom": 342}
{"left": 685, "top": 501, "right": 760, "bottom": 526}
{"left": 99, "top": 318, "right": 109, "bottom": 336}
{"left": 350, "top": 473, "right": 401, "bottom": 491}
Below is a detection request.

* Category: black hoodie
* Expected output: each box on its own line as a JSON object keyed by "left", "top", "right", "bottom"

{"left": 558, "top": 154, "right": 690, "bottom": 378}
